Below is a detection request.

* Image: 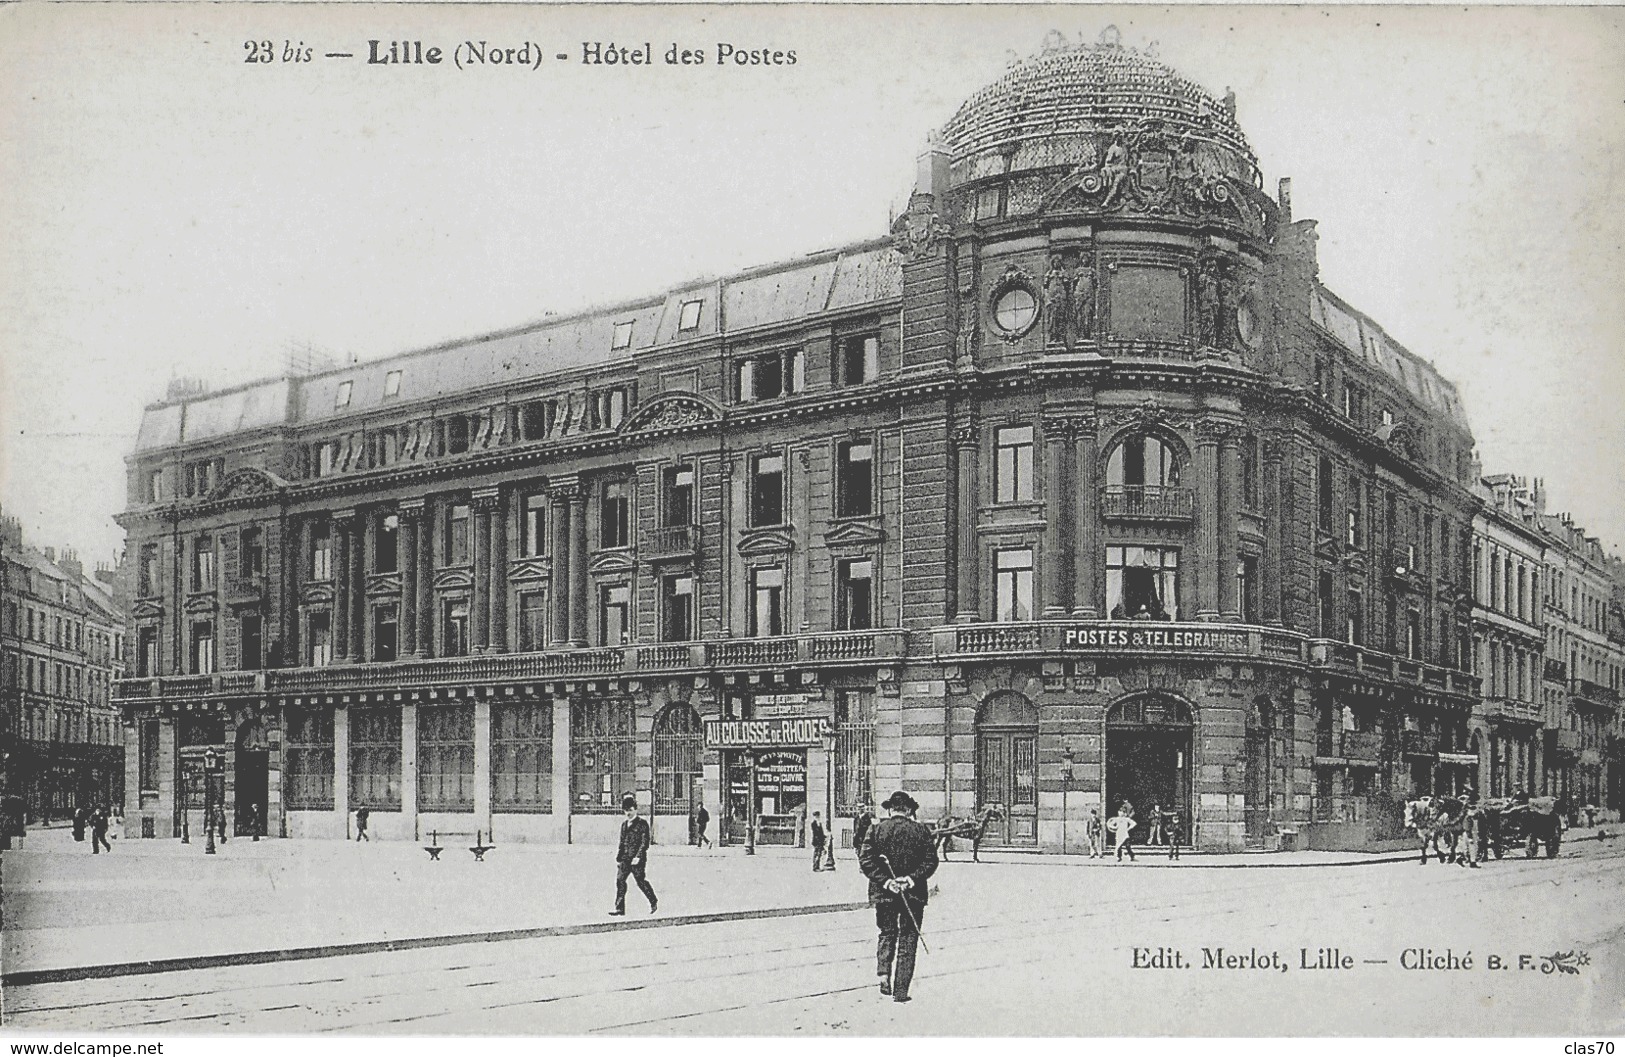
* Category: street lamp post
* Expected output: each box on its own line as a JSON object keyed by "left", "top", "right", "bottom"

{"left": 744, "top": 752, "right": 756, "bottom": 856}
{"left": 203, "top": 748, "right": 221, "bottom": 855}
{"left": 1061, "top": 749, "right": 1075, "bottom": 855}
{"left": 820, "top": 723, "right": 838, "bottom": 859}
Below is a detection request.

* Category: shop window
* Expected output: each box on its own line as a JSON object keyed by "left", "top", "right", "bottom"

{"left": 834, "top": 690, "right": 877, "bottom": 816}
{"left": 840, "top": 334, "right": 880, "bottom": 386}
{"left": 138, "top": 626, "right": 159, "bottom": 677}
{"left": 442, "top": 600, "right": 470, "bottom": 657}
{"left": 837, "top": 558, "right": 874, "bottom": 631}
{"left": 664, "top": 465, "right": 695, "bottom": 526}
{"left": 678, "top": 299, "right": 703, "bottom": 332}
{"left": 493, "top": 702, "right": 553, "bottom": 812}
{"left": 310, "top": 523, "right": 333, "bottom": 581}
{"left": 600, "top": 584, "right": 630, "bottom": 646}
{"left": 139, "top": 720, "right": 161, "bottom": 794}
{"left": 836, "top": 440, "right": 874, "bottom": 517}
{"left": 521, "top": 492, "right": 548, "bottom": 557}
{"left": 601, "top": 481, "right": 630, "bottom": 548}
{"left": 309, "top": 611, "right": 333, "bottom": 667}
{"left": 520, "top": 399, "right": 557, "bottom": 441}
{"left": 750, "top": 453, "right": 785, "bottom": 527}
{"left": 375, "top": 513, "right": 399, "bottom": 574}
{"left": 351, "top": 707, "right": 402, "bottom": 810}
{"left": 1106, "top": 434, "right": 1179, "bottom": 489}
{"left": 191, "top": 622, "right": 214, "bottom": 675}
{"left": 996, "top": 426, "right": 1035, "bottom": 503}
{"left": 241, "top": 527, "right": 264, "bottom": 579}
{"left": 418, "top": 706, "right": 475, "bottom": 812}
{"left": 994, "top": 547, "right": 1035, "bottom": 622}
{"left": 1106, "top": 546, "right": 1179, "bottom": 620}
{"left": 445, "top": 503, "right": 471, "bottom": 566}
{"left": 653, "top": 705, "right": 703, "bottom": 812}
{"left": 373, "top": 605, "right": 398, "bottom": 662}
{"left": 735, "top": 349, "right": 804, "bottom": 402}
{"left": 570, "top": 699, "right": 636, "bottom": 813}
{"left": 662, "top": 575, "right": 694, "bottom": 642}
{"left": 517, "top": 591, "right": 547, "bottom": 652}
{"left": 750, "top": 566, "right": 784, "bottom": 637}
{"left": 284, "top": 708, "right": 335, "bottom": 810}
{"left": 139, "top": 544, "right": 159, "bottom": 596}
{"left": 191, "top": 534, "right": 215, "bottom": 592}
{"left": 240, "top": 612, "right": 263, "bottom": 670}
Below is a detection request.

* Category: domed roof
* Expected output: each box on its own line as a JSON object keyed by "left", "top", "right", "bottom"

{"left": 941, "top": 31, "right": 1259, "bottom": 192}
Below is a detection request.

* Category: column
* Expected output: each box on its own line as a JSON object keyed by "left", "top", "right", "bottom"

{"left": 401, "top": 702, "right": 418, "bottom": 838}
{"left": 1041, "top": 418, "right": 1072, "bottom": 618}
{"left": 552, "top": 695, "right": 571, "bottom": 837}
{"left": 399, "top": 501, "right": 422, "bottom": 656}
{"left": 332, "top": 511, "right": 353, "bottom": 661}
{"left": 1194, "top": 425, "right": 1221, "bottom": 621}
{"left": 488, "top": 494, "right": 508, "bottom": 653}
{"left": 953, "top": 424, "right": 980, "bottom": 623}
{"left": 415, "top": 502, "right": 435, "bottom": 658}
{"left": 471, "top": 492, "right": 494, "bottom": 652}
{"left": 1218, "top": 429, "right": 1241, "bottom": 621}
{"left": 1072, "top": 417, "right": 1100, "bottom": 617}
{"left": 333, "top": 705, "right": 350, "bottom": 837}
{"left": 1260, "top": 435, "right": 1285, "bottom": 626}
{"left": 550, "top": 485, "right": 575, "bottom": 647}
{"left": 473, "top": 699, "right": 492, "bottom": 835}
{"left": 349, "top": 513, "right": 366, "bottom": 660}
{"left": 569, "top": 489, "right": 589, "bottom": 646}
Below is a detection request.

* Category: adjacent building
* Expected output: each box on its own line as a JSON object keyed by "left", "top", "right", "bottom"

{"left": 118, "top": 33, "right": 1577, "bottom": 853}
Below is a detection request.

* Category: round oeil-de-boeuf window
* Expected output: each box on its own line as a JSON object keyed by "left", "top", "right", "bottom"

{"left": 992, "top": 285, "right": 1038, "bottom": 336}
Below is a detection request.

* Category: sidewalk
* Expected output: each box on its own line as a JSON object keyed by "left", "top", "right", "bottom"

{"left": 0, "top": 826, "right": 1434, "bottom": 984}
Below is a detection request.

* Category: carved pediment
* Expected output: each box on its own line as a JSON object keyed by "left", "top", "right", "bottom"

{"left": 211, "top": 467, "right": 287, "bottom": 501}
{"left": 588, "top": 549, "right": 636, "bottom": 576}
{"left": 132, "top": 599, "right": 164, "bottom": 620}
{"left": 433, "top": 569, "right": 474, "bottom": 592}
{"left": 737, "top": 526, "right": 795, "bottom": 557}
{"left": 823, "top": 519, "right": 886, "bottom": 550}
{"left": 182, "top": 592, "right": 218, "bottom": 615}
{"left": 509, "top": 556, "right": 553, "bottom": 583}
{"left": 301, "top": 582, "right": 335, "bottom": 605}
{"left": 621, "top": 392, "right": 724, "bottom": 435}
{"left": 365, "top": 572, "right": 403, "bottom": 598}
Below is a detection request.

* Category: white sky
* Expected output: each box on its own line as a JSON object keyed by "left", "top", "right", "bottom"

{"left": 2, "top": 4, "right": 1623, "bottom": 567}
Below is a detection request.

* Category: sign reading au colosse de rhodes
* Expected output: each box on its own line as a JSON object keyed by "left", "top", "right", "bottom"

{"left": 2, "top": 2, "right": 1622, "bottom": 1044}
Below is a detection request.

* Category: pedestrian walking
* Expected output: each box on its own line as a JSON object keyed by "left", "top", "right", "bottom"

{"left": 354, "top": 806, "right": 370, "bottom": 842}
{"left": 72, "top": 806, "right": 87, "bottom": 843}
{"left": 1107, "top": 803, "right": 1137, "bottom": 862}
{"left": 249, "top": 803, "right": 263, "bottom": 842}
{"left": 811, "top": 811, "right": 830, "bottom": 871}
{"left": 1165, "top": 812, "right": 1183, "bottom": 860}
{"left": 90, "top": 806, "right": 111, "bottom": 854}
{"left": 853, "top": 804, "right": 877, "bottom": 853}
{"left": 1085, "top": 808, "right": 1104, "bottom": 858}
{"left": 610, "top": 793, "right": 658, "bottom": 916}
{"left": 858, "top": 790, "right": 938, "bottom": 1003}
{"left": 693, "top": 803, "right": 712, "bottom": 849}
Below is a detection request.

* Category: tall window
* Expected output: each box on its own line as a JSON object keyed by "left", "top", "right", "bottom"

{"left": 1345, "top": 476, "right": 1364, "bottom": 549}
{"left": 518, "top": 591, "right": 547, "bottom": 652}
{"left": 1106, "top": 434, "right": 1179, "bottom": 489}
{"left": 240, "top": 611, "right": 263, "bottom": 669}
{"left": 240, "top": 527, "right": 264, "bottom": 579}
{"left": 601, "top": 481, "right": 630, "bottom": 548}
{"left": 1317, "top": 457, "right": 1334, "bottom": 533}
{"left": 1346, "top": 588, "right": 1364, "bottom": 645}
{"left": 664, "top": 466, "right": 695, "bottom": 526}
{"left": 191, "top": 534, "right": 215, "bottom": 592}
{"left": 373, "top": 605, "right": 398, "bottom": 662}
{"left": 1106, "top": 546, "right": 1180, "bottom": 620}
{"left": 521, "top": 492, "right": 547, "bottom": 557}
{"left": 311, "top": 524, "right": 333, "bottom": 581}
{"left": 1241, "top": 435, "right": 1259, "bottom": 509}
{"left": 147, "top": 468, "right": 166, "bottom": 503}
{"left": 834, "top": 689, "right": 877, "bottom": 816}
{"left": 837, "top": 558, "right": 874, "bottom": 631}
{"left": 309, "top": 611, "right": 333, "bottom": 667}
{"left": 418, "top": 706, "right": 475, "bottom": 811}
{"left": 139, "top": 720, "right": 161, "bottom": 794}
{"left": 442, "top": 600, "right": 469, "bottom": 657}
{"left": 995, "top": 547, "right": 1035, "bottom": 622}
{"left": 750, "top": 567, "right": 784, "bottom": 637}
{"left": 375, "top": 513, "right": 399, "bottom": 574}
{"left": 1237, "top": 556, "right": 1259, "bottom": 624}
{"left": 662, "top": 575, "right": 694, "bottom": 642}
{"left": 138, "top": 626, "right": 159, "bottom": 677}
{"left": 445, "top": 503, "right": 471, "bottom": 566}
{"left": 996, "top": 426, "right": 1035, "bottom": 502}
{"left": 600, "top": 584, "right": 630, "bottom": 646}
{"left": 840, "top": 334, "right": 880, "bottom": 386}
{"left": 139, "top": 544, "right": 159, "bottom": 596}
{"left": 493, "top": 702, "right": 553, "bottom": 812}
{"left": 191, "top": 622, "right": 215, "bottom": 675}
{"left": 653, "top": 705, "right": 703, "bottom": 811}
{"left": 751, "top": 454, "right": 785, "bottom": 527}
{"left": 836, "top": 440, "right": 874, "bottom": 517}
{"left": 571, "top": 699, "right": 636, "bottom": 813}
{"left": 350, "top": 707, "right": 402, "bottom": 809}
{"left": 284, "top": 708, "right": 335, "bottom": 810}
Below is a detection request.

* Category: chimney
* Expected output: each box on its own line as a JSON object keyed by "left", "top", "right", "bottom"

{"left": 58, "top": 548, "right": 83, "bottom": 582}
{"left": 916, "top": 129, "right": 951, "bottom": 198}
{"left": 43, "top": 546, "right": 55, "bottom": 563}
{"left": 1277, "top": 177, "right": 1292, "bottom": 224}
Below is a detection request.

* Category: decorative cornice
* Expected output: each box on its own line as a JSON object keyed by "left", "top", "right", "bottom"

{"left": 508, "top": 556, "right": 552, "bottom": 583}
{"left": 737, "top": 526, "right": 796, "bottom": 558}
{"left": 432, "top": 568, "right": 475, "bottom": 592}
{"left": 587, "top": 549, "right": 636, "bottom": 576}
{"left": 621, "top": 391, "right": 724, "bottom": 435}
{"left": 823, "top": 518, "right": 886, "bottom": 550}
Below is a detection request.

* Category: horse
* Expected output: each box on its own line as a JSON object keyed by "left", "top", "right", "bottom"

{"left": 931, "top": 805, "right": 1003, "bottom": 863}
{"left": 1405, "top": 795, "right": 1467, "bottom": 866}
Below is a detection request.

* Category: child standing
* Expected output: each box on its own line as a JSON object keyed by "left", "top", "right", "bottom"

{"left": 1107, "top": 804, "right": 1137, "bottom": 862}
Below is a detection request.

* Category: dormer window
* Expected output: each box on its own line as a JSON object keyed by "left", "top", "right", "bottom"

{"left": 335, "top": 381, "right": 352, "bottom": 409}
{"left": 383, "top": 370, "right": 402, "bottom": 399}
{"left": 678, "top": 299, "right": 703, "bottom": 332}
{"left": 735, "top": 349, "right": 804, "bottom": 403}
{"left": 612, "top": 321, "right": 634, "bottom": 350}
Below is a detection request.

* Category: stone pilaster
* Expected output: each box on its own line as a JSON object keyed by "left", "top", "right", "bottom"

{"left": 399, "top": 500, "right": 423, "bottom": 656}
{"left": 953, "top": 422, "right": 979, "bottom": 623}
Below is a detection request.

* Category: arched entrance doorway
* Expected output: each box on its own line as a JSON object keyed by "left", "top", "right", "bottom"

{"left": 1106, "top": 695, "right": 1193, "bottom": 843}
{"left": 235, "top": 717, "right": 270, "bottom": 836}
{"left": 975, "top": 691, "right": 1038, "bottom": 847}
{"left": 1244, "top": 698, "right": 1273, "bottom": 841}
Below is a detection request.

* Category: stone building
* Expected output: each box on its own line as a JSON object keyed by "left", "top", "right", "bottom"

{"left": 115, "top": 34, "right": 1491, "bottom": 852}
{"left": 1, "top": 513, "right": 126, "bottom": 821}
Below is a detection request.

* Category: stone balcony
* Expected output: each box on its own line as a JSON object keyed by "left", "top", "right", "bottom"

{"left": 643, "top": 524, "right": 701, "bottom": 564}
{"left": 1099, "top": 485, "right": 1195, "bottom": 523}
{"left": 1305, "top": 639, "right": 1478, "bottom": 699}
{"left": 1570, "top": 679, "right": 1620, "bottom": 708}
{"left": 1479, "top": 696, "right": 1545, "bottom": 725}
{"left": 930, "top": 620, "right": 1305, "bottom": 664}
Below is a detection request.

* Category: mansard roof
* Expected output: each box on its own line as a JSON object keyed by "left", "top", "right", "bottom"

{"left": 1310, "top": 285, "right": 1471, "bottom": 431}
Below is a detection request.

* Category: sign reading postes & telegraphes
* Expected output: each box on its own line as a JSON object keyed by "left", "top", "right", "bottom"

{"left": 1062, "top": 626, "right": 1250, "bottom": 653}
{"left": 704, "top": 717, "right": 830, "bottom": 749}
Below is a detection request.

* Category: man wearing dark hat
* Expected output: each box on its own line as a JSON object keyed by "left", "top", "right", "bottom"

{"left": 859, "top": 789, "right": 938, "bottom": 1002}
{"left": 611, "top": 792, "right": 658, "bottom": 916}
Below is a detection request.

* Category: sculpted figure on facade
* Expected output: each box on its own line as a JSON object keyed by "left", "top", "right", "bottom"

{"left": 1043, "top": 256, "right": 1071, "bottom": 346}
{"left": 1197, "top": 256, "right": 1223, "bottom": 348}
{"left": 1070, "top": 256, "right": 1097, "bottom": 342}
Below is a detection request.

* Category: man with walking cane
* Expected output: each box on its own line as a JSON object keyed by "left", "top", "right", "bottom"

{"left": 859, "top": 789, "right": 938, "bottom": 1003}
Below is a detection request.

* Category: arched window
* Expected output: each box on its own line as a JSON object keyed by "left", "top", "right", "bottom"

{"left": 1106, "top": 434, "right": 1180, "bottom": 489}
{"left": 652, "top": 704, "right": 703, "bottom": 812}
{"left": 1106, "top": 695, "right": 1194, "bottom": 728}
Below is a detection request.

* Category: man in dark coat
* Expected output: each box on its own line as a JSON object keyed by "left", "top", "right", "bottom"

{"left": 611, "top": 792, "right": 658, "bottom": 916}
{"left": 859, "top": 790, "right": 938, "bottom": 1002}
{"left": 853, "top": 804, "right": 876, "bottom": 853}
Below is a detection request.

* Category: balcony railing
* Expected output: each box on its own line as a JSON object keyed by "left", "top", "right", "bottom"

{"left": 1544, "top": 659, "right": 1568, "bottom": 683}
{"left": 223, "top": 577, "right": 264, "bottom": 606}
{"left": 1481, "top": 697, "right": 1544, "bottom": 725}
{"left": 933, "top": 621, "right": 1305, "bottom": 664}
{"left": 1306, "top": 639, "right": 1478, "bottom": 698}
{"left": 1100, "top": 485, "right": 1195, "bottom": 522}
{"left": 644, "top": 524, "right": 700, "bottom": 563}
{"left": 1571, "top": 679, "right": 1620, "bottom": 707}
